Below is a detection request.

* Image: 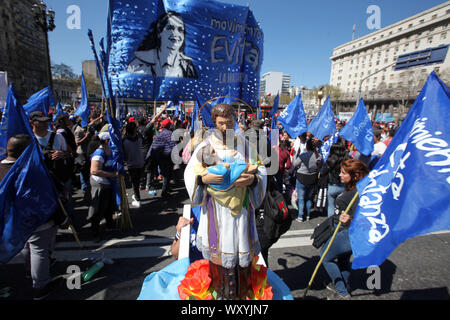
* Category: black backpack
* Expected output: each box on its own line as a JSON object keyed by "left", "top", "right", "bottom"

{"left": 41, "top": 132, "right": 71, "bottom": 183}
{"left": 262, "top": 177, "right": 293, "bottom": 240}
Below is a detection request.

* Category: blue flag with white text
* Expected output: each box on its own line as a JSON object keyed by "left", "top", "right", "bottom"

{"left": 339, "top": 98, "right": 374, "bottom": 156}
{"left": 308, "top": 96, "right": 336, "bottom": 141}
{"left": 74, "top": 73, "right": 90, "bottom": 127}
{"left": 23, "top": 87, "right": 54, "bottom": 116}
{"left": 319, "top": 131, "right": 339, "bottom": 162}
{"left": 0, "top": 140, "right": 59, "bottom": 264}
{"left": 349, "top": 72, "right": 450, "bottom": 269}
{"left": 277, "top": 93, "right": 307, "bottom": 139}
{"left": 0, "top": 84, "right": 34, "bottom": 159}
{"left": 107, "top": 0, "right": 263, "bottom": 107}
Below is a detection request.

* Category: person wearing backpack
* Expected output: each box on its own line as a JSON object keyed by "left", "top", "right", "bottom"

{"left": 30, "top": 111, "right": 71, "bottom": 188}
{"left": 293, "top": 138, "right": 323, "bottom": 222}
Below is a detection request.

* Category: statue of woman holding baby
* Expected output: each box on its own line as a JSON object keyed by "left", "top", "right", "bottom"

{"left": 184, "top": 103, "right": 267, "bottom": 299}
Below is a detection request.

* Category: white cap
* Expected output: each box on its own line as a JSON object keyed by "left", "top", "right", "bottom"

{"left": 99, "top": 132, "right": 111, "bottom": 141}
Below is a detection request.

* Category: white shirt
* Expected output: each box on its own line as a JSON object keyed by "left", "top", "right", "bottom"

{"left": 372, "top": 142, "right": 387, "bottom": 157}
{"left": 293, "top": 137, "right": 307, "bottom": 156}
{"left": 35, "top": 131, "right": 67, "bottom": 151}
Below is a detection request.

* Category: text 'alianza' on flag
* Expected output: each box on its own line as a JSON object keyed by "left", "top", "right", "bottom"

{"left": 349, "top": 71, "right": 450, "bottom": 269}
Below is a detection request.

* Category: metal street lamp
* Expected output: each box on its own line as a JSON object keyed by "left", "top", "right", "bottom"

{"left": 32, "top": 1, "right": 55, "bottom": 95}
{"left": 317, "top": 87, "right": 324, "bottom": 113}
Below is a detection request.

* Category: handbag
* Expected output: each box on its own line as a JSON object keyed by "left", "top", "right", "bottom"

{"left": 310, "top": 216, "right": 335, "bottom": 249}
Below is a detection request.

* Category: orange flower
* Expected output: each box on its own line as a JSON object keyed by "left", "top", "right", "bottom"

{"left": 178, "top": 260, "right": 213, "bottom": 300}
{"left": 247, "top": 256, "right": 274, "bottom": 300}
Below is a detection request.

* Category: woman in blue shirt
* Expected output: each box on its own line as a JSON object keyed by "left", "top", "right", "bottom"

{"left": 87, "top": 132, "right": 119, "bottom": 241}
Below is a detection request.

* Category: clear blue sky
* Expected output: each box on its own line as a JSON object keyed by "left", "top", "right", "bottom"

{"left": 45, "top": 0, "right": 448, "bottom": 88}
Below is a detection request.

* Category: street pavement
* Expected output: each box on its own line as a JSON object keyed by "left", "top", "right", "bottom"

{"left": 1, "top": 175, "right": 449, "bottom": 301}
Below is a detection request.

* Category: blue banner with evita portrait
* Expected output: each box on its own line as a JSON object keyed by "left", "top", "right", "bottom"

{"left": 107, "top": 0, "right": 264, "bottom": 107}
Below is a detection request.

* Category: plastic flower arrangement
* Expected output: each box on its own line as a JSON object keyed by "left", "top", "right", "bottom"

{"left": 178, "top": 257, "right": 273, "bottom": 300}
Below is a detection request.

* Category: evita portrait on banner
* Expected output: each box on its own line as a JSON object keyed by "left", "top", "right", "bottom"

{"left": 108, "top": 0, "right": 264, "bottom": 106}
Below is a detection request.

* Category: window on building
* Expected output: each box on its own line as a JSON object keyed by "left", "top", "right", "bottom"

{"left": 398, "top": 27, "right": 403, "bottom": 32}
{"left": 420, "top": 19, "right": 425, "bottom": 24}
{"left": 441, "top": 32, "right": 447, "bottom": 40}
{"left": 409, "top": 23, "right": 413, "bottom": 28}
{"left": 432, "top": 14, "right": 437, "bottom": 20}
{"left": 428, "top": 36, "right": 433, "bottom": 43}
{"left": 416, "top": 40, "right": 421, "bottom": 48}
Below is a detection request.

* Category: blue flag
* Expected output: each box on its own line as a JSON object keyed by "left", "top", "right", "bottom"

{"left": 190, "top": 99, "right": 200, "bottom": 133}
{"left": 213, "top": 86, "right": 233, "bottom": 106}
{"left": 74, "top": 73, "right": 90, "bottom": 127}
{"left": 268, "top": 94, "right": 279, "bottom": 117}
{"left": 257, "top": 106, "right": 262, "bottom": 119}
{"left": 350, "top": 72, "right": 450, "bottom": 269}
{"left": 0, "top": 140, "right": 59, "bottom": 263}
{"left": 179, "top": 102, "right": 184, "bottom": 122}
{"left": 173, "top": 101, "right": 179, "bottom": 118}
{"left": 196, "top": 92, "right": 215, "bottom": 129}
{"left": 23, "top": 86, "right": 55, "bottom": 116}
{"left": 108, "top": 0, "right": 263, "bottom": 106}
{"left": 339, "top": 98, "right": 374, "bottom": 156}
{"left": 277, "top": 93, "right": 307, "bottom": 139}
{"left": 87, "top": 29, "right": 107, "bottom": 97}
{"left": 52, "top": 102, "right": 65, "bottom": 122}
{"left": 308, "top": 96, "right": 336, "bottom": 141}
{"left": 319, "top": 131, "right": 339, "bottom": 162}
{"left": 0, "top": 84, "right": 34, "bottom": 159}
{"left": 106, "top": 107, "right": 126, "bottom": 207}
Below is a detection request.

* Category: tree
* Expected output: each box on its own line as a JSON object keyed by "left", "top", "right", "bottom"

{"left": 52, "top": 63, "right": 78, "bottom": 81}
{"left": 84, "top": 73, "right": 102, "bottom": 98}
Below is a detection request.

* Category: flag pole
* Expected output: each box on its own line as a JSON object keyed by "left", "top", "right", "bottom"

{"left": 303, "top": 191, "right": 359, "bottom": 298}
{"left": 104, "top": 97, "right": 133, "bottom": 231}
{"left": 57, "top": 198, "right": 83, "bottom": 249}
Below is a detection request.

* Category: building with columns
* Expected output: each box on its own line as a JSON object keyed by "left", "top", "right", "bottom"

{"left": 330, "top": 1, "right": 450, "bottom": 119}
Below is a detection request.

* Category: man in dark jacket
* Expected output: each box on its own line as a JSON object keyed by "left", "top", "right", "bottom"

{"left": 147, "top": 118, "right": 177, "bottom": 198}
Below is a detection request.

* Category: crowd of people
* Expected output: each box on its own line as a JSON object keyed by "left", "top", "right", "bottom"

{"left": 0, "top": 100, "right": 401, "bottom": 300}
